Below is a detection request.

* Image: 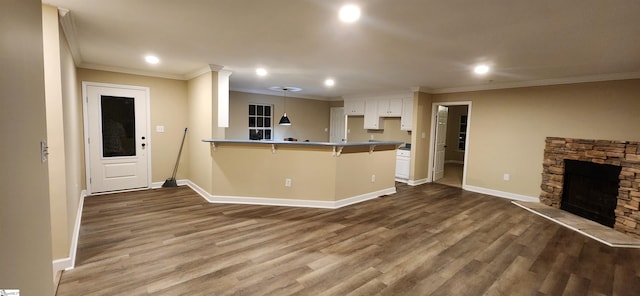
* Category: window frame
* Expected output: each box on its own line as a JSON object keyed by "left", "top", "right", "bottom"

{"left": 248, "top": 102, "right": 273, "bottom": 140}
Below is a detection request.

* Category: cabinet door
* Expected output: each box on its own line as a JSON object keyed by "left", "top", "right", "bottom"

{"left": 378, "top": 98, "right": 403, "bottom": 117}
{"left": 378, "top": 99, "right": 389, "bottom": 116}
{"left": 344, "top": 100, "right": 365, "bottom": 115}
{"left": 364, "top": 100, "right": 383, "bottom": 129}
{"left": 396, "top": 156, "right": 410, "bottom": 179}
{"left": 387, "top": 98, "right": 403, "bottom": 116}
{"left": 401, "top": 97, "right": 413, "bottom": 131}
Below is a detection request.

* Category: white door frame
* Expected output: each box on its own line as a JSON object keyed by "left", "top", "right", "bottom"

{"left": 427, "top": 101, "right": 471, "bottom": 187}
{"left": 82, "top": 81, "right": 152, "bottom": 194}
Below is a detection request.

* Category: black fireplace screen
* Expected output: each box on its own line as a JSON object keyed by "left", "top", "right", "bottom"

{"left": 561, "top": 159, "right": 621, "bottom": 227}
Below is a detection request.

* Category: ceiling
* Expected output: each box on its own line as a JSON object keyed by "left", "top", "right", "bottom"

{"left": 44, "top": 0, "right": 640, "bottom": 99}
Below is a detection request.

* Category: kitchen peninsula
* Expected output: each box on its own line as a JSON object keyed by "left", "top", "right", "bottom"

{"left": 202, "top": 139, "right": 403, "bottom": 208}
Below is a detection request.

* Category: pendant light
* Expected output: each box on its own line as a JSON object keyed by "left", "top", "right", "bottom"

{"left": 279, "top": 87, "right": 292, "bottom": 125}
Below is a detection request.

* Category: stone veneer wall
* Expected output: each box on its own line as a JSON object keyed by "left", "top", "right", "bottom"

{"left": 540, "top": 137, "right": 640, "bottom": 238}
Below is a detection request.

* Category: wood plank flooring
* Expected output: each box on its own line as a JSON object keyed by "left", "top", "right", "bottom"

{"left": 56, "top": 183, "right": 640, "bottom": 295}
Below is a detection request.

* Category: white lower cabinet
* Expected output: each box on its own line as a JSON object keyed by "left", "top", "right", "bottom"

{"left": 395, "top": 149, "right": 410, "bottom": 181}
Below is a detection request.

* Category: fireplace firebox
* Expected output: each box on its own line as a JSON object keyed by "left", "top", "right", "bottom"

{"left": 561, "top": 160, "right": 621, "bottom": 227}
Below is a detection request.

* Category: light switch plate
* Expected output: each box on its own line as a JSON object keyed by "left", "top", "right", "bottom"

{"left": 156, "top": 125, "right": 165, "bottom": 133}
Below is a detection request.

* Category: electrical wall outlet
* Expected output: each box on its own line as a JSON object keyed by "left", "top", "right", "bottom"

{"left": 371, "top": 175, "right": 376, "bottom": 182}
{"left": 285, "top": 178, "right": 292, "bottom": 187}
{"left": 503, "top": 173, "right": 510, "bottom": 181}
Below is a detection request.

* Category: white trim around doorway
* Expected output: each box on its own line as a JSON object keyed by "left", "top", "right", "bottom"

{"left": 427, "top": 101, "right": 472, "bottom": 187}
{"left": 82, "top": 81, "right": 152, "bottom": 194}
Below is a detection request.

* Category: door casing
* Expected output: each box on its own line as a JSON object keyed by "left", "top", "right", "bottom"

{"left": 428, "top": 101, "right": 471, "bottom": 187}
{"left": 82, "top": 81, "right": 152, "bottom": 194}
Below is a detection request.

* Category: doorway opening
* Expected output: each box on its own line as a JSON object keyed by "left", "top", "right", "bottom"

{"left": 428, "top": 102, "right": 471, "bottom": 188}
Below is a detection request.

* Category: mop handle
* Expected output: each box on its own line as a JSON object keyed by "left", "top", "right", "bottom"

{"left": 171, "top": 128, "right": 188, "bottom": 179}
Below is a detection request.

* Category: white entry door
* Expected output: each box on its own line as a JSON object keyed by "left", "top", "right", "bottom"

{"left": 84, "top": 83, "right": 150, "bottom": 194}
{"left": 433, "top": 105, "right": 449, "bottom": 181}
{"left": 329, "top": 107, "right": 346, "bottom": 143}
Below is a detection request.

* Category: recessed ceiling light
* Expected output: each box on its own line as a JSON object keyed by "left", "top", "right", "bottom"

{"left": 256, "top": 68, "right": 268, "bottom": 76}
{"left": 325, "top": 79, "right": 335, "bottom": 87}
{"left": 339, "top": 4, "right": 361, "bottom": 23}
{"left": 474, "top": 64, "right": 490, "bottom": 75}
{"left": 145, "top": 55, "right": 159, "bottom": 64}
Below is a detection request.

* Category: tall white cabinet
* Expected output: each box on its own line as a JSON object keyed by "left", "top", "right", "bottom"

{"left": 401, "top": 97, "right": 413, "bottom": 131}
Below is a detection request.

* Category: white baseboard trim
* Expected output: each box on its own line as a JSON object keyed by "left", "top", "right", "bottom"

{"left": 185, "top": 180, "right": 393, "bottom": 209}
{"left": 52, "top": 257, "right": 72, "bottom": 273}
{"left": 464, "top": 185, "right": 540, "bottom": 202}
{"left": 408, "top": 178, "right": 429, "bottom": 186}
{"left": 184, "top": 179, "right": 211, "bottom": 200}
{"left": 334, "top": 187, "right": 396, "bottom": 208}
{"left": 52, "top": 189, "right": 87, "bottom": 273}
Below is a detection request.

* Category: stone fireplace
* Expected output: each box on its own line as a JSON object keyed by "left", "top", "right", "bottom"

{"left": 540, "top": 137, "right": 640, "bottom": 239}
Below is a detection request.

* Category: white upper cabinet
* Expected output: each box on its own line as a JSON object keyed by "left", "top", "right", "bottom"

{"left": 344, "top": 99, "right": 365, "bottom": 115}
{"left": 364, "top": 100, "right": 384, "bottom": 129}
{"left": 401, "top": 97, "right": 413, "bottom": 131}
{"left": 378, "top": 98, "right": 403, "bottom": 117}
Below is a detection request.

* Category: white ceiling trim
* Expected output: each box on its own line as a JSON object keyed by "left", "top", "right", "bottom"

{"left": 431, "top": 71, "right": 640, "bottom": 94}
{"left": 183, "top": 64, "right": 226, "bottom": 80}
{"left": 57, "top": 7, "right": 82, "bottom": 66}
{"left": 78, "top": 63, "right": 186, "bottom": 80}
{"left": 229, "top": 87, "right": 326, "bottom": 101}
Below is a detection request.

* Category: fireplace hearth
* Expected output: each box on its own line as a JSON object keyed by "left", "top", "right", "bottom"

{"left": 540, "top": 137, "right": 640, "bottom": 238}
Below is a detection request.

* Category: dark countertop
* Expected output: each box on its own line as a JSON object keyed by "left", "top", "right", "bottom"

{"left": 202, "top": 139, "right": 404, "bottom": 147}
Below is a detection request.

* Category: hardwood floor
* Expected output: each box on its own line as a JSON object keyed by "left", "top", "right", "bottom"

{"left": 56, "top": 183, "right": 640, "bottom": 295}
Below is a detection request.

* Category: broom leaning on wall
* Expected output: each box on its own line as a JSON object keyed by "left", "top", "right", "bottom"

{"left": 162, "top": 127, "right": 187, "bottom": 187}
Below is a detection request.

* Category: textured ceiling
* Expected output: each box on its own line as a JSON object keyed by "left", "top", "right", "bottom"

{"left": 45, "top": 0, "right": 640, "bottom": 99}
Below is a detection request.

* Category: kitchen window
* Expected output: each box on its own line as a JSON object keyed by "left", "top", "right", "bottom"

{"left": 248, "top": 103, "right": 272, "bottom": 140}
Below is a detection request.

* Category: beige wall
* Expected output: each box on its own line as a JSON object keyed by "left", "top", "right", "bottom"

{"left": 211, "top": 144, "right": 395, "bottom": 201}
{"left": 335, "top": 149, "right": 396, "bottom": 199}
{"left": 43, "top": 4, "right": 70, "bottom": 260}
{"left": 77, "top": 69, "right": 189, "bottom": 182}
{"left": 0, "top": 0, "right": 55, "bottom": 294}
{"left": 187, "top": 72, "right": 213, "bottom": 193}
{"left": 410, "top": 92, "right": 433, "bottom": 182}
{"left": 444, "top": 105, "right": 468, "bottom": 163}
{"left": 59, "top": 17, "right": 84, "bottom": 260}
{"left": 346, "top": 116, "right": 412, "bottom": 144}
{"left": 227, "top": 91, "right": 331, "bottom": 142}
{"left": 432, "top": 79, "right": 640, "bottom": 197}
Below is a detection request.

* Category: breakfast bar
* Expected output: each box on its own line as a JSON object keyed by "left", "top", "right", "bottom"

{"left": 202, "top": 139, "right": 403, "bottom": 208}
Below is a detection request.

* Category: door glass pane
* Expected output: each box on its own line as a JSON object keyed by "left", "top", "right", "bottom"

{"left": 101, "top": 95, "right": 135, "bottom": 157}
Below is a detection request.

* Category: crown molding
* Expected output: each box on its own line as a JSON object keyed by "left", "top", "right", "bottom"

{"left": 430, "top": 71, "right": 640, "bottom": 94}
{"left": 78, "top": 63, "right": 186, "bottom": 80}
{"left": 411, "top": 86, "right": 434, "bottom": 93}
{"left": 183, "top": 64, "right": 230, "bottom": 80}
{"left": 57, "top": 7, "right": 82, "bottom": 66}
{"left": 342, "top": 89, "right": 413, "bottom": 101}
{"left": 229, "top": 87, "right": 326, "bottom": 101}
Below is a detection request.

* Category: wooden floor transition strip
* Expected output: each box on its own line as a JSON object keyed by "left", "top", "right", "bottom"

{"left": 512, "top": 201, "right": 640, "bottom": 248}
